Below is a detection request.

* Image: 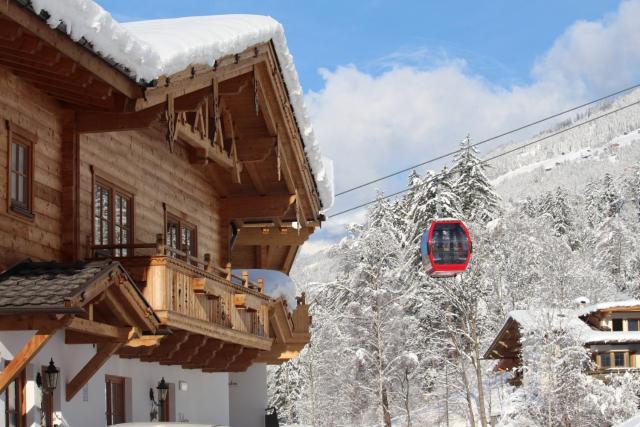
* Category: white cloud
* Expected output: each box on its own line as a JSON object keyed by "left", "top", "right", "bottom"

{"left": 307, "top": 0, "right": 640, "bottom": 228}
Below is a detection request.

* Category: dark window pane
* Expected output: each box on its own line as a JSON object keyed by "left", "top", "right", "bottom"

{"left": 10, "top": 171, "right": 16, "bottom": 201}
{"left": 614, "top": 352, "right": 626, "bottom": 367}
{"left": 431, "top": 223, "right": 469, "bottom": 265}
{"left": 612, "top": 318, "right": 623, "bottom": 331}
{"left": 601, "top": 353, "right": 611, "bottom": 368}
{"left": 10, "top": 143, "right": 17, "bottom": 171}
{"left": 629, "top": 320, "right": 639, "bottom": 331}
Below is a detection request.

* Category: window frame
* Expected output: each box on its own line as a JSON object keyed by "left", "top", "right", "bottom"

{"left": 598, "top": 351, "right": 630, "bottom": 369}
{"left": 6, "top": 122, "right": 36, "bottom": 220}
{"left": 165, "top": 212, "right": 198, "bottom": 258}
{"left": 105, "top": 375, "right": 126, "bottom": 426}
{"left": 92, "top": 176, "right": 134, "bottom": 257}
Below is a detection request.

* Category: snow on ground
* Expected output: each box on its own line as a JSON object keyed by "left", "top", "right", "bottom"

{"left": 30, "top": 0, "right": 334, "bottom": 209}
{"left": 615, "top": 412, "right": 640, "bottom": 427}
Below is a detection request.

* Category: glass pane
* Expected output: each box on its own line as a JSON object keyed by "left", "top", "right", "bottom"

{"left": 17, "top": 145, "right": 24, "bottom": 173}
{"left": 17, "top": 175, "right": 24, "bottom": 203}
{"left": 167, "top": 222, "right": 179, "bottom": 249}
{"left": 432, "top": 223, "right": 469, "bottom": 265}
{"left": 601, "top": 353, "right": 610, "bottom": 368}
{"left": 614, "top": 352, "right": 625, "bottom": 367}
{"left": 10, "top": 172, "right": 17, "bottom": 201}
{"left": 629, "top": 320, "right": 639, "bottom": 331}
{"left": 612, "top": 319, "right": 623, "bottom": 331}
{"left": 10, "top": 143, "right": 16, "bottom": 171}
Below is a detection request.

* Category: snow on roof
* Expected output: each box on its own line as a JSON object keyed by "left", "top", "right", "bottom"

{"left": 576, "top": 299, "right": 640, "bottom": 317}
{"left": 506, "top": 308, "right": 640, "bottom": 346}
{"left": 29, "top": 0, "right": 334, "bottom": 209}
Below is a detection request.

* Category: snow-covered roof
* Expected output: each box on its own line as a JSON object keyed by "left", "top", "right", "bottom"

{"left": 505, "top": 308, "right": 640, "bottom": 346}
{"left": 29, "top": 0, "right": 334, "bottom": 209}
{"left": 576, "top": 299, "right": 640, "bottom": 317}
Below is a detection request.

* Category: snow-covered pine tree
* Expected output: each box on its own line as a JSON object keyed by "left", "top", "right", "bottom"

{"left": 450, "top": 135, "right": 501, "bottom": 224}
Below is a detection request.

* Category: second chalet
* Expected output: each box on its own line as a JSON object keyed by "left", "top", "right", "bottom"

{"left": 484, "top": 299, "right": 640, "bottom": 386}
{"left": 0, "top": 0, "right": 334, "bottom": 426}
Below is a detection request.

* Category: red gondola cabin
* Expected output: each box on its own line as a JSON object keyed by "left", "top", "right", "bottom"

{"left": 421, "top": 219, "right": 472, "bottom": 278}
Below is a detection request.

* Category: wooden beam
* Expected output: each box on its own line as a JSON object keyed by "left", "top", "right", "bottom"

{"left": 236, "top": 226, "right": 312, "bottom": 246}
{"left": 0, "top": 329, "right": 57, "bottom": 394}
{"left": 283, "top": 245, "right": 299, "bottom": 273}
{"left": 61, "top": 110, "right": 80, "bottom": 261}
{"left": 66, "top": 342, "right": 123, "bottom": 401}
{"left": 244, "top": 163, "right": 266, "bottom": 195}
{"left": 203, "top": 343, "right": 244, "bottom": 372}
{"left": 0, "top": 315, "right": 72, "bottom": 331}
{"left": 66, "top": 317, "right": 135, "bottom": 341}
{"left": 182, "top": 338, "right": 224, "bottom": 368}
{"left": 103, "top": 289, "right": 137, "bottom": 327}
{"left": 159, "top": 334, "right": 208, "bottom": 365}
{"left": 221, "top": 194, "right": 296, "bottom": 220}
{"left": 76, "top": 106, "right": 163, "bottom": 133}
{"left": 0, "top": 1, "right": 142, "bottom": 99}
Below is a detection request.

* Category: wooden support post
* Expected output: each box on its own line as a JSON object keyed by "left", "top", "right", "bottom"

{"left": 155, "top": 233, "right": 165, "bottom": 255}
{"left": 257, "top": 278, "right": 264, "bottom": 293}
{"left": 66, "top": 342, "right": 123, "bottom": 401}
{"left": 0, "top": 329, "right": 57, "bottom": 394}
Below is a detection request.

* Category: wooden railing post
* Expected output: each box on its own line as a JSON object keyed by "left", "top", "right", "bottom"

{"left": 204, "top": 253, "right": 213, "bottom": 273}
{"left": 155, "top": 233, "right": 165, "bottom": 255}
{"left": 257, "top": 278, "right": 264, "bottom": 293}
{"left": 242, "top": 271, "right": 249, "bottom": 288}
{"left": 225, "top": 262, "right": 232, "bottom": 281}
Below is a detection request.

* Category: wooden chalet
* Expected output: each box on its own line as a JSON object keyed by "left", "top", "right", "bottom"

{"left": 484, "top": 301, "right": 640, "bottom": 387}
{"left": 0, "top": 1, "right": 330, "bottom": 425}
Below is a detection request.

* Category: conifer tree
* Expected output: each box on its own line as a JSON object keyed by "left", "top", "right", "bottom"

{"left": 450, "top": 135, "right": 501, "bottom": 224}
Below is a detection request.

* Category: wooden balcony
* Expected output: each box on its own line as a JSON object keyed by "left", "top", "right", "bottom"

{"left": 91, "top": 237, "right": 273, "bottom": 351}
{"left": 89, "top": 234, "right": 312, "bottom": 370}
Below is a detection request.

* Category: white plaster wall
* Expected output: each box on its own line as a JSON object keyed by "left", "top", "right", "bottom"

{"left": 0, "top": 331, "right": 230, "bottom": 427}
{"left": 229, "top": 363, "right": 266, "bottom": 427}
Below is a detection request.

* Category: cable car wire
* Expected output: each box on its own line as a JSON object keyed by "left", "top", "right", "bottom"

{"left": 329, "top": 97, "right": 640, "bottom": 218}
{"left": 334, "top": 82, "right": 640, "bottom": 197}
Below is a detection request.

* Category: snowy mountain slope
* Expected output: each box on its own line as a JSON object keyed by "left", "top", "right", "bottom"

{"left": 482, "top": 89, "right": 640, "bottom": 201}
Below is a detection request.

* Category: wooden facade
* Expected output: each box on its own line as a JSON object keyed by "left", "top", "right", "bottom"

{"left": 0, "top": 0, "right": 318, "bottom": 398}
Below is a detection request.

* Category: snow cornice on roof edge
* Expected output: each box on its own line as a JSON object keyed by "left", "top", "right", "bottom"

{"left": 27, "top": 0, "right": 334, "bottom": 209}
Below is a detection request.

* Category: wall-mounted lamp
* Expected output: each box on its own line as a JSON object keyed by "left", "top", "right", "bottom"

{"left": 36, "top": 359, "right": 60, "bottom": 393}
{"left": 178, "top": 380, "right": 188, "bottom": 392}
{"left": 149, "top": 377, "right": 169, "bottom": 421}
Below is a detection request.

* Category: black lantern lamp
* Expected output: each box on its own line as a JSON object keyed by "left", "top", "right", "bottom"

{"left": 156, "top": 377, "right": 169, "bottom": 402}
{"left": 43, "top": 359, "right": 60, "bottom": 392}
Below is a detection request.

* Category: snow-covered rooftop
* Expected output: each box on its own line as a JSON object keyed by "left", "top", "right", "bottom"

{"left": 576, "top": 299, "right": 640, "bottom": 317}
{"left": 505, "top": 308, "right": 640, "bottom": 346}
{"left": 29, "top": 0, "right": 334, "bottom": 209}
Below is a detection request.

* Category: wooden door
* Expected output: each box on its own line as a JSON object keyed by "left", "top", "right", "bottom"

{"left": 4, "top": 363, "right": 26, "bottom": 427}
{"left": 105, "top": 375, "right": 126, "bottom": 425}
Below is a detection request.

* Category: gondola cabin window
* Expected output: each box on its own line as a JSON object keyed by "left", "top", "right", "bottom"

{"left": 166, "top": 214, "right": 197, "bottom": 258}
{"left": 421, "top": 220, "right": 472, "bottom": 278}
{"left": 94, "top": 179, "right": 133, "bottom": 257}
{"left": 6, "top": 123, "right": 35, "bottom": 219}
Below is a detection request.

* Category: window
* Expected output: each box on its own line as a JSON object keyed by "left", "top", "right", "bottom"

{"left": 628, "top": 319, "right": 639, "bottom": 331}
{"left": 600, "top": 353, "right": 611, "bottom": 369}
{"left": 94, "top": 179, "right": 133, "bottom": 257}
{"left": 7, "top": 123, "right": 35, "bottom": 218}
{"left": 166, "top": 214, "right": 197, "bottom": 257}
{"left": 612, "top": 318, "right": 624, "bottom": 331}
{"left": 106, "top": 376, "right": 126, "bottom": 425}
{"left": 4, "top": 363, "right": 25, "bottom": 427}
{"left": 614, "top": 352, "right": 626, "bottom": 368}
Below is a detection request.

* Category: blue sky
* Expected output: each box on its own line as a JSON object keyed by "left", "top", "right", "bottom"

{"left": 99, "top": 1, "right": 620, "bottom": 92}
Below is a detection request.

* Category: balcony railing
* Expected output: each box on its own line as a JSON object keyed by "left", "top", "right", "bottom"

{"left": 89, "top": 235, "right": 271, "bottom": 341}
